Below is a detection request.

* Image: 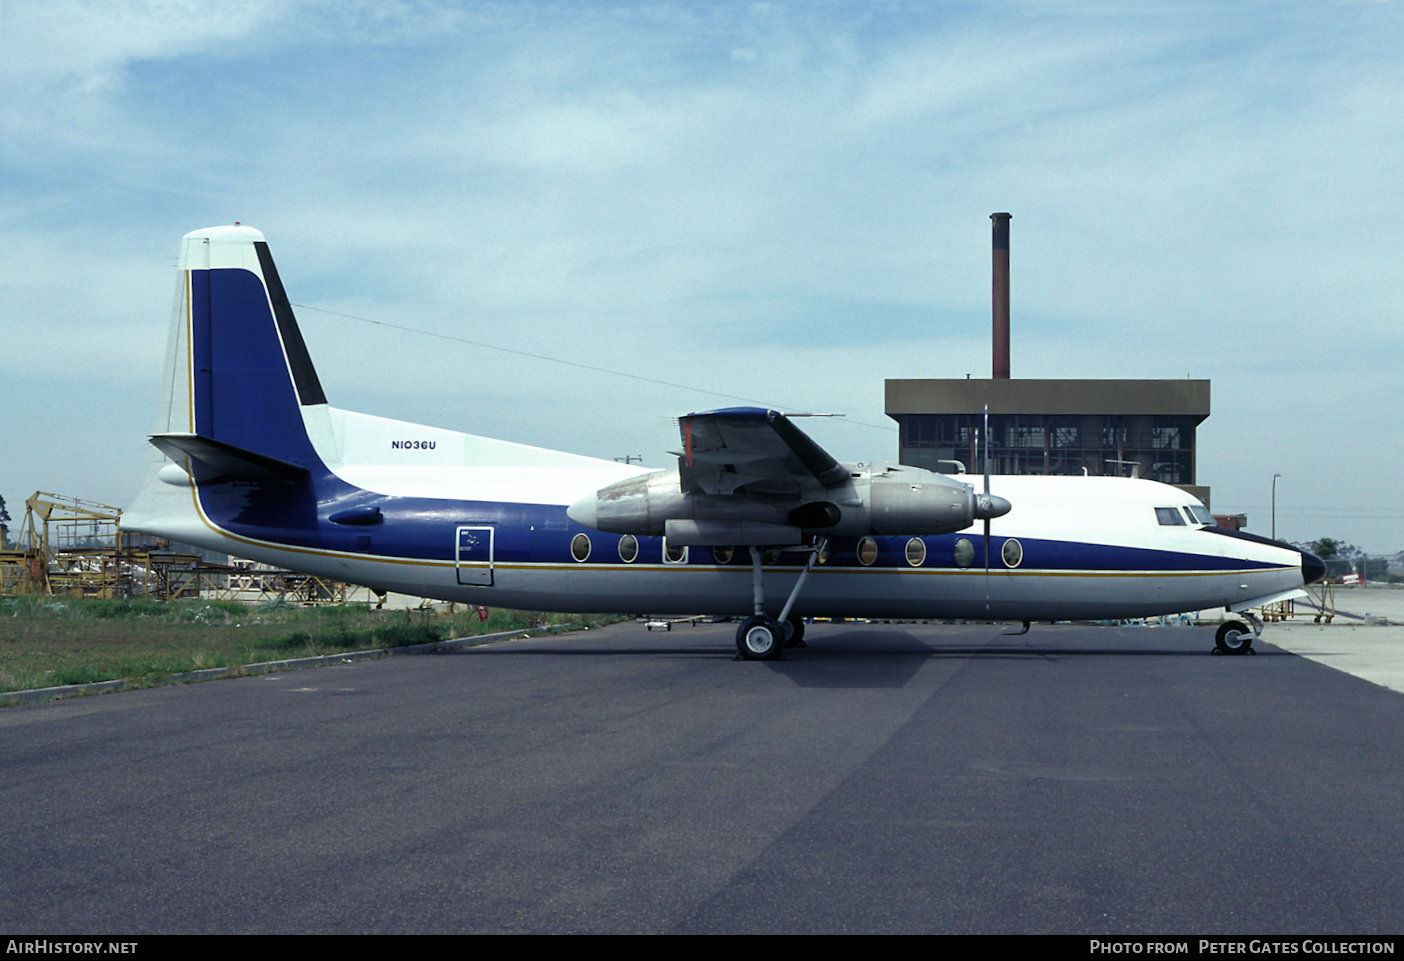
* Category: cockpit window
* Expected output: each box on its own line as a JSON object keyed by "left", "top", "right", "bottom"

{"left": 1186, "top": 504, "right": 1215, "bottom": 526}
{"left": 1155, "top": 507, "right": 1186, "bottom": 526}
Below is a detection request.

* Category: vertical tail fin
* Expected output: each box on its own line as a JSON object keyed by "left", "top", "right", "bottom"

{"left": 126, "top": 226, "right": 325, "bottom": 540}
{"left": 174, "top": 225, "right": 325, "bottom": 467}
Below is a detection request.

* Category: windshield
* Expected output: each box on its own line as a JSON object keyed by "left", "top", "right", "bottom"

{"left": 1184, "top": 504, "right": 1215, "bottom": 526}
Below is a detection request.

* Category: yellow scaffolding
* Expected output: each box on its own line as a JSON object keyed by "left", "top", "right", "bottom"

{"left": 3, "top": 492, "right": 127, "bottom": 597}
{"left": 1258, "top": 580, "right": 1336, "bottom": 624}
{"left": 1, "top": 490, "right": 353, "bottom": 606}
{"left": 13, "top": 492, "right": 183, "bottom": 597}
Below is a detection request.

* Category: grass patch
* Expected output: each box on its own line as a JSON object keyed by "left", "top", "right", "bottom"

{"left": 0, "top": 596, "right": 622, "bottom": 695}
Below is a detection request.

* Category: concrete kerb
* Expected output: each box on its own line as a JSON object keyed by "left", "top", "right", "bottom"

{"left": 0, "top": 623, "right": 573, "bottom": 707}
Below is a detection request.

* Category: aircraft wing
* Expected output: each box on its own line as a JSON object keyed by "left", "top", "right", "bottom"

{"left": 676, "top": 407, "right": 849, "bottom": 495}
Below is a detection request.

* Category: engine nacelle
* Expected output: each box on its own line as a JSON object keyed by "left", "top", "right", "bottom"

{"left": 865, "top": 467, "right": 981, "bottom": 535}
{"left": 566, "top": 463, "right": 1010, "bottom": 546}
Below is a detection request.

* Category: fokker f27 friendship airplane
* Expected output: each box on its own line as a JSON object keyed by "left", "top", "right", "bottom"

{"left": 124, "top": 226, "right": 1326, "bottom": 660}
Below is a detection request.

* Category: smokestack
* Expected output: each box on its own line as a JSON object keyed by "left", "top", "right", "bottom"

{"left": 991, "top": 212, "right": 1011, "bottom": 379}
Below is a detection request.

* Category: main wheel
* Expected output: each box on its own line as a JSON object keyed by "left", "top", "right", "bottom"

{"left": 783, "top": 614, "right": 806, "bottom": 648}
{"left": 736, "top": 615, "right": 785, "bottom": 660}
{"left": 1215, "top": 620, "right": 1254, "bottom": 655}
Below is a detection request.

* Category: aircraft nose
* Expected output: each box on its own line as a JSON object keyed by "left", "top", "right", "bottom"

{"left": 1300, "top": 549, "right": 1327, "bottom": 586}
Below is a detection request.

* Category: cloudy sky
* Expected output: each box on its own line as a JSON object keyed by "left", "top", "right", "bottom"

{"left": 2, "top": 0, "right": 1401, "bottom": 552}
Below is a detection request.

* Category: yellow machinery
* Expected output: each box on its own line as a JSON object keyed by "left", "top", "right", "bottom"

{"left": 1259, "top": 580, "right": 1335, "bottom": 624}
{"left": 0, "top": 490, "right": 347, "bottom": 604}
{"left": 3, "top": 492, "right": 139, "bottom": 597}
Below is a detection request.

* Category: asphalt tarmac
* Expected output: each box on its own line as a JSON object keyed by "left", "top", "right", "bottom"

{"left": 2, "top": 616, "right": 1402, "bottom": 934}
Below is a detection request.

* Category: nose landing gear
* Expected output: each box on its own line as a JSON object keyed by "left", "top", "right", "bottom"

{"left": 1214, "top": 612, "right": 1262, "bottom": 655}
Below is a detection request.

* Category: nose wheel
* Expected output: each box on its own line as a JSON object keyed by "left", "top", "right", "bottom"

{"left": 1214, "top": 615, "right": 1259, "bottom": 655}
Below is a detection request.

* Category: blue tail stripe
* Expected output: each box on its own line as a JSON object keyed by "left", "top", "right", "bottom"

{"left": 191, "top": 267, "right": 323, "bottom": 469}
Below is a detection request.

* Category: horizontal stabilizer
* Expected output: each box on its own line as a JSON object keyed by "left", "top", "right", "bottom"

{"left": 150, "top": 432, "right": 309, "bottom": 482}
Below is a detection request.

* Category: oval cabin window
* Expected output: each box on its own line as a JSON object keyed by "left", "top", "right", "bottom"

{"left": 905, "top": 537, "right": 926, "bottom": 567}
{"left": 857, "top": 537, "right": 878, "bottom": 567}
{"left": 953, "top": 538, "right": 975, "bottom": 569}
{"left": 1001, "top": 538, "right": 1023, "bottom": 568}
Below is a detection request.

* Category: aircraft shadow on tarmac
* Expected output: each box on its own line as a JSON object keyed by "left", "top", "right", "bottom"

{"left": 444, "top": 624, "right": 1280, "bottom": 689}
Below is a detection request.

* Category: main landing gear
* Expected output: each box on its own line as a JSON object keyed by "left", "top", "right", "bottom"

{"left": 736, "top": 614, "right": 785, "bottom": 659}
{"left": 734, "top": 542, "right": 822, "bottom": 661}
{"left": 1214, "top": 612, "right": 1262, "bottom": 655}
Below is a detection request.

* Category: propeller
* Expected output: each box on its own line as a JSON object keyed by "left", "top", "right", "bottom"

{"left": 972, "top": 406, "right": 1012, "bottom": 609}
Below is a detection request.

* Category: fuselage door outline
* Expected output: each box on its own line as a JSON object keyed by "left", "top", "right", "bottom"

{"left": 456, "top": 525, "right": 495, "bottom": 586}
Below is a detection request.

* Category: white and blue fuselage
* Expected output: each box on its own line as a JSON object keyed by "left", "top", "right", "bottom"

{"left": 123, "top": 226, "right": 1324, "bottom": 644}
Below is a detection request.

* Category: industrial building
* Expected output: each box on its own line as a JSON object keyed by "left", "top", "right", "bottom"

{"left": 885, "top": 377, "right": 1211, "bottom": 505}
{"left": 886, "top": 213, "right": 1213, "bottom": 507}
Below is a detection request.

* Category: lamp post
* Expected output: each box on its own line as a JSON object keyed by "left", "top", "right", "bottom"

{"left": 1272, "top": 473, "right": 1282, "bottom": 540}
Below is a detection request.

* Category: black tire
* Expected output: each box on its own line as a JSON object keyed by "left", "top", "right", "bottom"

{"left": 783, "top": 615, "right": 806, "bottom": 647}
{"left": 1215, "top": 620, "right": 1253, "bottom": 655}
{"left": 736, "top": 615, "right": 784, "bottom": 660}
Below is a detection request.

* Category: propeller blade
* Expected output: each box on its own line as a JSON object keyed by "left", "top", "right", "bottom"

{"left": 983, "top": 405, "right": 991, "bottom": 497}
{"left": 984, "top": 515, "right": 991, "bottom": 611}
{"left": 983, "top": 406, "right": 991, "bottom": 609}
